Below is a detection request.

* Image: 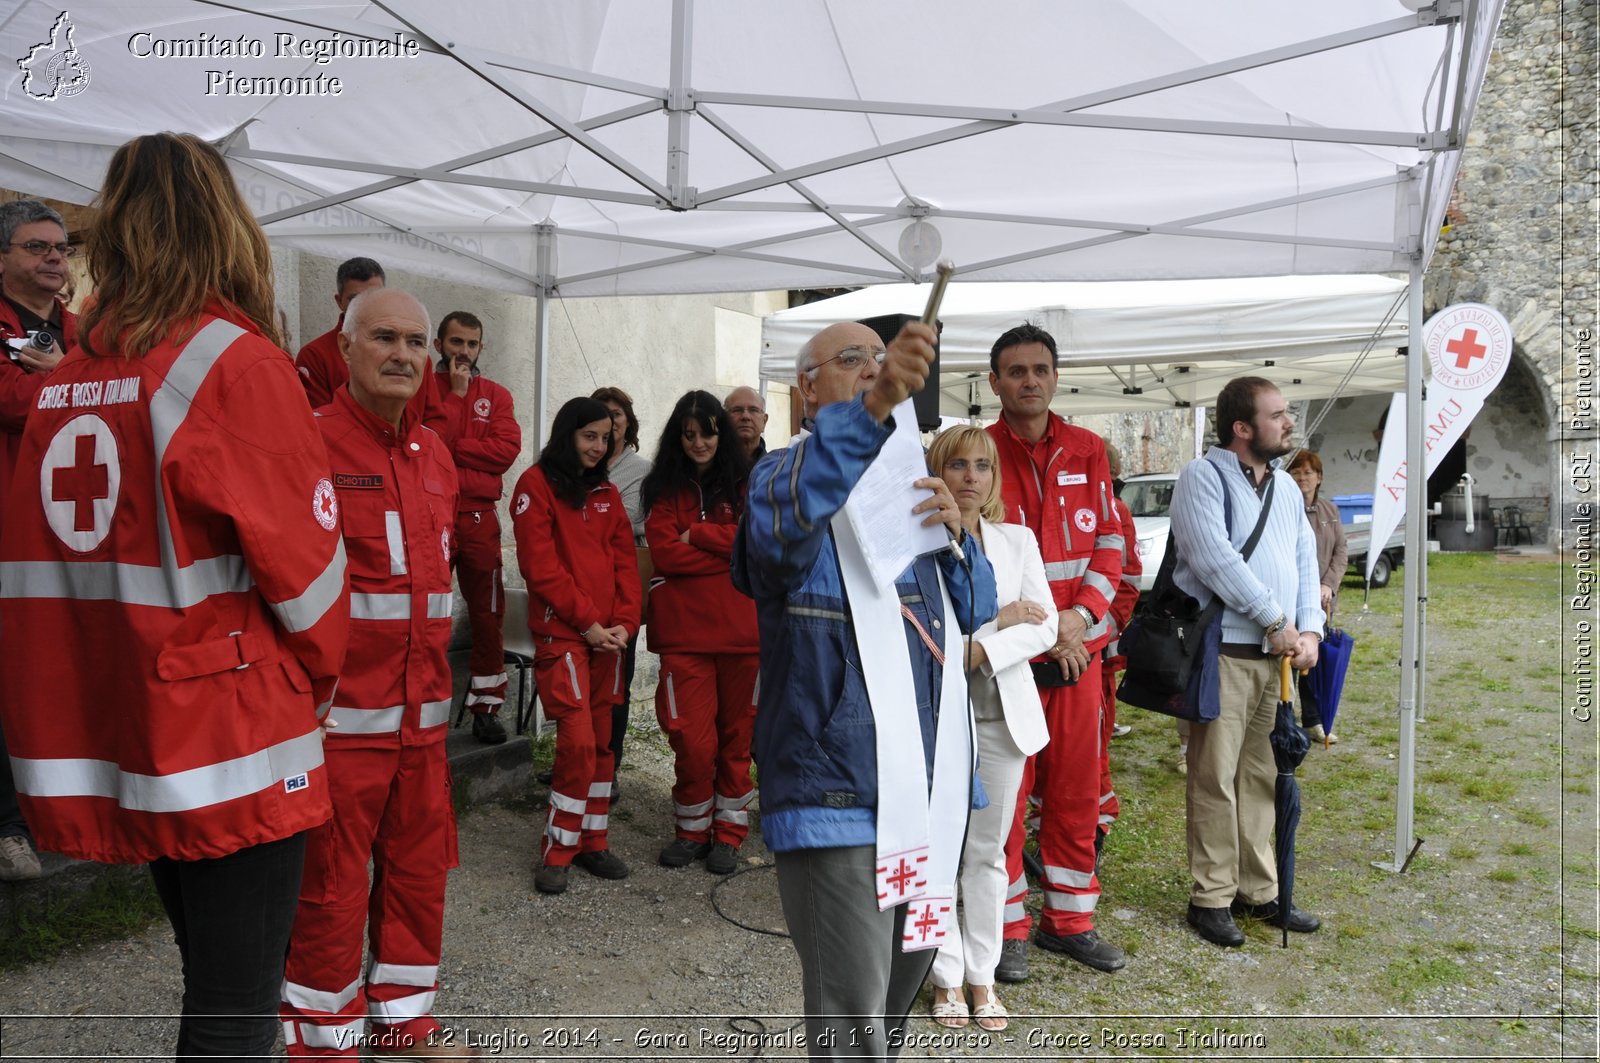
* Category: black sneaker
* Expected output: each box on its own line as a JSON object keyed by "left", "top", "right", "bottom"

{"left": 1034, "top": 928, "right": 1126, "bottom": 972}
{"left": 472, "top": 712, "right": 508, "bottom": 745}
{"left": 1232, "top": 898, "right": 1321, "bottom": 933}
{"left": 659, "top": 838, "right": 711, "bottom": 868}
{"left": 535, "top": 768, "right": 554, "bottom": 785}
{"left": 534, "top": 864, "right": 569, "bottom": 894}
{"left": 706, "top": 842, "right": 739, "bottom": 875}
{"left": 573, "top": 849, "right": 629, "bottom": 880}
{"left": 994, "top": 938, "right": 1029, "bottom": 983}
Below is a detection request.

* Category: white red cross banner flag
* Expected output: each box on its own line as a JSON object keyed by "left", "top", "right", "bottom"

{"left": 1366, "top": 303, "right": 1514, "bottom": 580}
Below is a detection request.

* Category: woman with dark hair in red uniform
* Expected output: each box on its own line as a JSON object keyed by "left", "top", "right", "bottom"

{"left": 511, "top": 396, "right": 641, "bottom": 895}
{"left": 640, "top": 391, "right": 758, "bottom": 874}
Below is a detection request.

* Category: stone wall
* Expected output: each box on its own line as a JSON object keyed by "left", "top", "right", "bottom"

{"left": 1426, "top": 0, "right": 1597, "bottom": 546}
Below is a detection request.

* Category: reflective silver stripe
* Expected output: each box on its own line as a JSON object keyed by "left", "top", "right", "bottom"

{"left": 751, "top": 671, "right": 761, "bottom": 706}
{"left": 613, "top": 653, "right": 623, "bottom": 696}
{"left": 150, "top": 320, "right": 252, "bottom": 608}
{"left": 1099, "top": 791, "right": 1115, "bottom": 805}
{"left": 420, "top": 699, "right": 451, "bottom": 728}
{"left": 0, "top": 555, "right": 250, "bottom": 606}
{"left": 368, "top": 989, "right": 435, "bottom": 1023}
{"left": 348, "top": 589, "right": 453, "bottom": 621}
{"left": 786, "top": 605, "right": 848, "bottom": 621}
{"left": 544, "top": 823, "right": 581, "bottom": 846}
{"left": 282, "top": 1021, "right": 297, "bottom": 1046}
{"left": 678, "top": 814, "right": 713, "bottom": 831}
{"left": 12, "top": 729, "right": 322, "bottom": 813}
{"left": 269, "top": 538, "right": 347, "bottom": 634}
{"left": 1099, "top": 813, "right": 1116, "bottom": 826}
{"left": 581, "top": 812, "right": 608, "bottom": 831}
{"left": 1003, "top": 900, "right": 1026, "bottom": 922}
{"left": 316, "top": 688, "right": 335, "bottom": 720}
{"left": 550, "top": 790, "right": 586, "bottom": 814}
{"left": 1006, "top": 874, "right": 1027, "bottom": 898}
{"left": 369, "top": 961, "right": 438, "bottom": 986}
{"left": 1082, "top": 570, "right": 1116, "bottom": 601}
{"left": 385, "top": 511, "right": 406, "bottom": 575}
{"left": 1042, "top": 558, "right": 1089, "bottom": 581}
{"left": 665, "top": 674, "right": 678, "bottom": 720}
{"left": 588, "top": 780, "right": 612, "bottom": 799}
{"left": 328, "top": 705, "right": 402, "bottom": 734}
{"left": 564, "top": 652, "right": 582, "bottom": 701}
{"left": 297, "top": 1019, "right": 365, "bottom": 1049}
{"left": 714, "top": 809, "right": 749, "bottom": 825}
{"left": 281, "top": 976, "right": 361, "bottom": 1015}
{"left": 1044, "top": 892, "right": 1099, "bottom": 912}
{"left": 1087, "top": 616, "right": 1110, "bottom": 640}
{"left": 1095, "top": 534, "right": 1125, "bottom": 553}
{"left": 470, "top": 673, "right": 509, "bottom": 688}
{"left": 464, "top": 692, "right": 504, "bottom": 707}
{"left": 1119, "top": 574, "right": 1141, "bottom": 588}
{"left": 676, "top": 798, "right": 714, "bottom": 816}
{"left": 716, "top": 790, "right": 754, "bottom": 810}
{"left": 1044, "top": 864, "right": 1095, "bottom": 889}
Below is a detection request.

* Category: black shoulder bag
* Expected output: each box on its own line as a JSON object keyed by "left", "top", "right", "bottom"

{"left": 1116, "top": 463, "right": 1275, "bottom": 722}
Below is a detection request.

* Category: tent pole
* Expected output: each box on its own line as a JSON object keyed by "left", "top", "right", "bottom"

{"left": 1193, "top": 405, "right": 1206, "bottom": 459}
{"left": 532, "top": 223, "right": 556, "bottom": 455}
{"left": 1390, "top": 255, "right": 1427, "bottom": 873}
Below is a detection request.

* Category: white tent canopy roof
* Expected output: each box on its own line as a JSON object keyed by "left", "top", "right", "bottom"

{"left": 1, "top": 0, "right": 1500, "bottom": 297}
{"left": 761, "top": 275, "right": 1410, "bottom": 415}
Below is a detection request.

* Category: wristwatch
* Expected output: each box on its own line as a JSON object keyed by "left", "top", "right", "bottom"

{"left": 1264, "top": 613, "right": 1287, "bottom": 637}
{"left": 1071, "top": 604, "right": 1097, "bottom": 630}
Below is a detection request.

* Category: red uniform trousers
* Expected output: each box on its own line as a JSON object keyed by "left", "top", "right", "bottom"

{"left": 536, "top": 639, "right": 623, "bottom": 866}
{"left": 453, "top": 508, "right": 508, "bottom": 715}
{"left": 1098, "top": 662, "right": 1122, "bottom": 832}
{"left": 281, "top": 741, "right": 457, "bottom": 1057}
{"left": 655, "top": 653, "right": 760, "bottom": 847}
{"left": 1001, "top": 657, "right": 1104, "bottom": 939}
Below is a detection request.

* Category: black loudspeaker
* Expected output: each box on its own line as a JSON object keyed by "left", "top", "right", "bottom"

{"left": 857, "top": 312, "right": 942, "bottom": 431}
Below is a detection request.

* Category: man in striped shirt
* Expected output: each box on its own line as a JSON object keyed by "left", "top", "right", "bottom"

{"left": 1169, "top": 376, "right": 1324, "bottom": 949}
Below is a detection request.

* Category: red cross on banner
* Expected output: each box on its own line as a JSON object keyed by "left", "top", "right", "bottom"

{"left": 1446, "top": 327, "right": 1487, "bottom": 370}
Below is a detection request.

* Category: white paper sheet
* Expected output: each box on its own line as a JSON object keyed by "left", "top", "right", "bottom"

{"left": 842, "top": 399, "right": 949, "bottom": 588}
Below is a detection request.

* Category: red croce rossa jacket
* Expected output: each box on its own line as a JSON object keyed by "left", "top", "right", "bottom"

{"left": 0, "top": 296, "right": 78, "bottom": 539}
{"left": 0, "top": 304, "right": 350, "bottom": 864}
{"left": 296, "top": 322, "right": 448, "bottom": 434}
{"left": 643, "top": 481, "right": 757, "bottom": 656}
{"left": 432, "top": 369, "right": 519, "bottom": 509}
{"left": 510, "top": 464, "right": 641, "bottom": 646}
{"left": 316, "top": 386, "right": 459, "bottom": 747}
{"left": 987, "top": 414, "right": 1123, "bottom": 655}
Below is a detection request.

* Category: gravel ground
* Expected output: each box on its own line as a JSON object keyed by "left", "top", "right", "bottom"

{"left": 2, "top": 557, "right": 1597, "bottom": 1061}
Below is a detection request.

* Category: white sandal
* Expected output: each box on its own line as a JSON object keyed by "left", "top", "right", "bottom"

{"left": 969, "top": 987, "right": 1009, "bottom": 1032}
{"left": 931, "top": 986, "right": 969, "bottom": 1028}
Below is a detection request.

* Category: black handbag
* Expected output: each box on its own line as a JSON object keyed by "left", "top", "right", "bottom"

{"left": 1116, "top": 464, "right": 1275, "bottom": 721}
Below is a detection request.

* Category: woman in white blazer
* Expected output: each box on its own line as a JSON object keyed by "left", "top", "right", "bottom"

{"left": 926, "top": 426, "right": 1056, "bottom": 1031}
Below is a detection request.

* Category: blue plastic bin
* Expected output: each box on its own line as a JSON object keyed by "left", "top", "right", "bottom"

{"left": 1332, "top": 493, "right": 1374, "bottom": 525}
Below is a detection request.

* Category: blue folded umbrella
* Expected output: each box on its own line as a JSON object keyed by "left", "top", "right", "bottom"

{"left": 1306, "top": 626, "right": 1355, "bottom": 738}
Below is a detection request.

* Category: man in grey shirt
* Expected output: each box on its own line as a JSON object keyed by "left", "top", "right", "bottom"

{"left": 1168, "top": 376, "right": 1324, "bottom": 948}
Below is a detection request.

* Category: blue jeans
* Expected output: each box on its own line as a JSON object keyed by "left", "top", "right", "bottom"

{"left": 148, "top": 832, "right": 307, "bottom": 1060}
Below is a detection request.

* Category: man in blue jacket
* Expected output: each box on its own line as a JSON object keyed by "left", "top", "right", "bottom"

{"left": 733, "top": 319, "right": 996, "bottom": 1059}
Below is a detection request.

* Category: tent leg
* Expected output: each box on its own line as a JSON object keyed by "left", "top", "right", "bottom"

{"left": 532, "top": 224, "right": 556, "bottom": 456}
{"left": 1386, "top": 256, "right": 1427, "bottom": 874}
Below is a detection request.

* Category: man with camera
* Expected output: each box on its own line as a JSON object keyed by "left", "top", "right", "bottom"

{"left": 432, "top": 311, "right": 521, "bottom": 745}
{"left": 0, "top": 198, "right": 78, "bottom": 882}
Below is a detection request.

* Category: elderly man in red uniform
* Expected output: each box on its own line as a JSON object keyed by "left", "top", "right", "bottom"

{"left": 294, "top": 257, "right": 446, "bottom": 433}
{"left": 985, "top": 324, "right": 1125, "bottom": 980}
{"left": 280, "top": 288, "right": 477, "bottom": 1061}
{"left": 432, "top": 311, "right": 520, "bottom": 744}
{"left": 0, "top": 198, "right": 80, "bottom": 883}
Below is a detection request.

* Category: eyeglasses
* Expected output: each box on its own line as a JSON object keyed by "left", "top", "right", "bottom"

{"left": 809, "top": 345, "right": 886, "bottom": 375}
{"left": 4, "top": 240, "right": 74, "bottom": 258}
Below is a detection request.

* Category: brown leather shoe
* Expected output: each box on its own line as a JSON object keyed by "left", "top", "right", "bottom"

{"left": 372, "top": 1029, "right": 482, "bottom": 1060}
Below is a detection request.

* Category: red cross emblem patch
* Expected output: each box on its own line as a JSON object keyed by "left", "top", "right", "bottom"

{"left": 41, "top": 414, "right": 120, "bottom": 553}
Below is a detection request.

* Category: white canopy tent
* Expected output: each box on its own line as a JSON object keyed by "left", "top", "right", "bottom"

{"left": 760, "top": 276, "right": 1410, "bottom": 417}
{"left": 1, "top": 0, "right": 1508, "bottom": 871}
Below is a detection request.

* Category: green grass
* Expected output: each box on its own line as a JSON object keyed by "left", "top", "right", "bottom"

{"left": 1461, "top": 777, "right": 1515, "bottom": 801}
{"left": 1488, "top": 867, "right": 1520, "bottom": 883}
{"left": 1, "top": 866, "right": 166, "bottom": 969}
{"left": 1385, "top": 955, "right": 1473, "bottom": 1003}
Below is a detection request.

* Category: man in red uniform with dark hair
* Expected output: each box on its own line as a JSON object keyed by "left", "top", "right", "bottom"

{"left": 985, "top": 324, "right": 1125, "bottom": 980}
{"left": 294, "top": 256, "right": 446, "bottom": 434}
{"left": 281, "top": 288, "right": 477, "bottom": 1061}
{"left": 432, "top": 310, "right": 521, "bottom": 744}
{"left": 0, "top": 198, "right": 79, "bottom": 883}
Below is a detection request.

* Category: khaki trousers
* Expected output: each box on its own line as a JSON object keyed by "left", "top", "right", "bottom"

{"left": 1186, "top": 654, "right": 1280, "bottom": 907}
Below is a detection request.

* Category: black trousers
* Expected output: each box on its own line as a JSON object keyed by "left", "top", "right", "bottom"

{"left": 148, "top": 831, "right": 307, "bottom": 1060}
{"left": 0, "top": 717, "right": 33, "bottom": 842}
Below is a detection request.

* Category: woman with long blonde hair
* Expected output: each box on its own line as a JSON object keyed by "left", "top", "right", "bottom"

{"left": 0, "top": 133, "right": 348, "bottom": 1058}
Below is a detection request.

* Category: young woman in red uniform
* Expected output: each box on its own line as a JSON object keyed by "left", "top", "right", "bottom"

{"left": 511, "top": 397, "right": 641, "bottom": 895}
{"left": 640, "top": 391, "right": 758, "bottom": 874}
